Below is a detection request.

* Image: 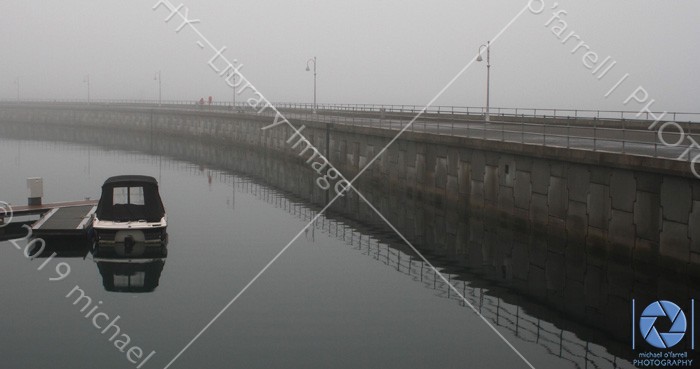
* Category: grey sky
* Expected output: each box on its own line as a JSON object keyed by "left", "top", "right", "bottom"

{"left": 2, "top": 0, "right": 698, "bottom": 112}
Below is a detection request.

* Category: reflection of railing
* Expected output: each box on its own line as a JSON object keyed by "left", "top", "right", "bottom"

{"left": 2, "top": 101, "right": 699, "bottom": 164}
{"left": 229, "top": 175, "right": 635, "bottom": 369}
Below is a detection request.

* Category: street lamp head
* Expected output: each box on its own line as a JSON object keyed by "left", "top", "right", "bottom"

{"left": 306, "top": 57, "right": 316, "bottom": 71}
{"left": 477, "top": 43, "right": 489, "bottom": 62}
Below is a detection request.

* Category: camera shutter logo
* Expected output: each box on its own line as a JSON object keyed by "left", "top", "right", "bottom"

{"left": 639, "top": 300, "right": 687, "bottom": 349}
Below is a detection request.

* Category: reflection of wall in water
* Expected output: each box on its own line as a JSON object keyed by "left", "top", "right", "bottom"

{"left": 229, "top": 174, "right": 640, "bottom": 367}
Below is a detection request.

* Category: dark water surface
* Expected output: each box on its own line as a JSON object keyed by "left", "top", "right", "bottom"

{"left": 0, "top": 134, "right": 684, "bottom": 369}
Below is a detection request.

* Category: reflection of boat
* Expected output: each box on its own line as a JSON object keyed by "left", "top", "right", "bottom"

{"left": 92, "top": 175, "right": 167, "bottom": 246}
{"left": 92, "top": 243, "right": 168, "bottom": 293}
{"left": 22, "top": 233, "right": 168, "bottom": 293}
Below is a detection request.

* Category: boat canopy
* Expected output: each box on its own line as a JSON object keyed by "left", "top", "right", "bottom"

{"left": 96, "top": 175, "right": 165, "bottom": 222}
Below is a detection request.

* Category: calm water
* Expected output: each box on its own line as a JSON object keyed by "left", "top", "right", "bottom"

{"left": 0, "top": 133, "right": 682, "bottom": 369}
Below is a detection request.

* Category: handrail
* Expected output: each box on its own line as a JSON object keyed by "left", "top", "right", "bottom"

{"left": 1, "top": 100, "right": 698, "bottom": 164}
{"left": 1, "top": 99, "right": 698, "bottom": 123}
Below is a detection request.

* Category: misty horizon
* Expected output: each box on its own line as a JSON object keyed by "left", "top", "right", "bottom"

{"left": 2, "top": 1, "right": 699, "bottom": 113}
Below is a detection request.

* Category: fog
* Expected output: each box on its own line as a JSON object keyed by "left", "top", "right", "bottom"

{"left": 2, "top": 0, "right": 699, "bottom": 112}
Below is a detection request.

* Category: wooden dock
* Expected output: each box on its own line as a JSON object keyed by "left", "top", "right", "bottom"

{"left": 3, "top": 200, "right": 98, "bottom": 238}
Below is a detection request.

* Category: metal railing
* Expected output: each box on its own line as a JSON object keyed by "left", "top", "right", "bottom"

{"left": 254, "top": 109, "right": 700, "bottom": 164}
{"left": 2, "top": 99, "right": 699, "bottom": 164}
{"left": 272, "top": 102, "right": 700, "bottom": 123}
{"left": 2, "top": 98, "right": 699, "bottom": 123}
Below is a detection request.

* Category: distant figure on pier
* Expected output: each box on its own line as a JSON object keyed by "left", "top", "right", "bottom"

{"left": 208, "top": 96, "right": 213, "bottom": 105}
{"left": 199, "top": 97, "right": 205, "bottom": 105}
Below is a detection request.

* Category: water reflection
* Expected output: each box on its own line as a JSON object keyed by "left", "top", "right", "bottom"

{"left": 232, "top": 177, "right": 639, "bottom": 369}
{"left": 28, "top": 236, "right": 168, "bottom": 293}
{"left": 28, "top": 236, "right": 90, "bottom": 259}
{"left": 4, "top": 122, "right": 699, "bottom": 368}
{"left": 93, "top": 243, "right": 167, "bottom": 293}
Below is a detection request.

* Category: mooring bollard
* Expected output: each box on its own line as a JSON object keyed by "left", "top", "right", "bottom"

{"left": 27, "top": 177, "right": 43, "bottom": 206}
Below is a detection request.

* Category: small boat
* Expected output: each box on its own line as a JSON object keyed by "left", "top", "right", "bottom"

{"left": 92, "top": 175, "right": 167, "bottom": 246}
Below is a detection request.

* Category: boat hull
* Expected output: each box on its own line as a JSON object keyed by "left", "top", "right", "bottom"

{"left": 92, "top": 219, "right": 168, "bottom": 245}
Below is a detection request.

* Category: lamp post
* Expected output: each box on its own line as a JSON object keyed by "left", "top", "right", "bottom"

{"left": 477, "top": 41, "right": 491, "bottom": 122}
{"left": 154, "top": 71, "right": 162, "bottom": 106}
{"left": 306, "top": 56, "right": 317, "bottom": 114}
{"left": 227, "top": 70, "right": 237, "bottom": 108}
{"left": 83, "top": 74, "right": 91, "bottom": 104}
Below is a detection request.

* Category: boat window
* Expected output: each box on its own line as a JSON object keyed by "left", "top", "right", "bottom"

{"left": 113, "top": 187, "right": 128, "bottom": 205}
{"left": 129, "top": 187, "right": 145, "bottom": 205}
{"left": 114, "top": 272, "right": 146, "bottom": 288}
{"left": 113, "top": 186, "right": 146, "bottom": 206}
